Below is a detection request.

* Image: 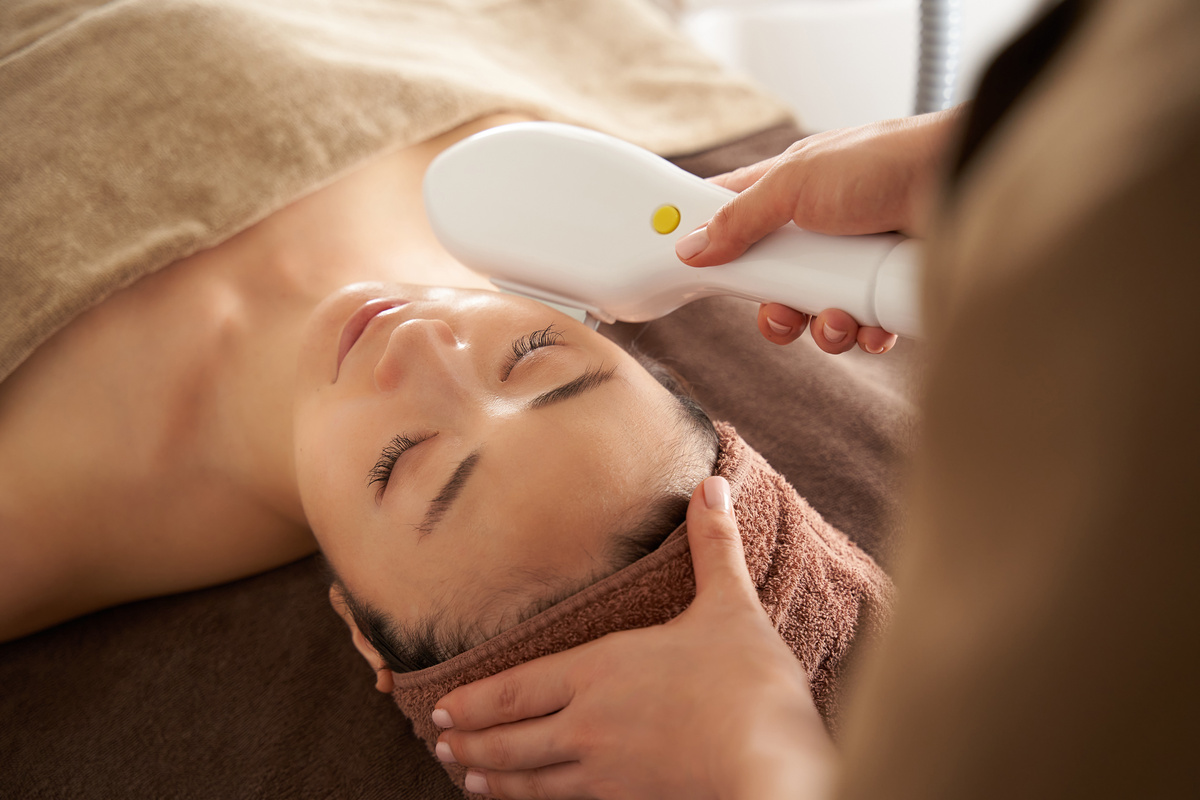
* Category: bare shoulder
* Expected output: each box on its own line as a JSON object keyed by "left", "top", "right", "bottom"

{"left": 0, "top": 251, "right": 314, "bottom": 642}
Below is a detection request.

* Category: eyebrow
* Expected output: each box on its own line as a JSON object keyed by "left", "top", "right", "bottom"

{"left": 529, "top": 365, "right": 617, "bottom": 410}
{"left": 415, "top": 365, "right": 618, "bottom": 537}
{"left": 416, "top": 450, "right": 482, "bottom": 537}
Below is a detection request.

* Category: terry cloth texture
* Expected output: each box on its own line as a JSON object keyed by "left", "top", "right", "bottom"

{"left": 391, "top": 422, "right": 894, "bottom": 798}
{"left": 0, "top": 0, "right": 791, "bottom": 383}
{"left": 0, "top": 124, "right": 920, "bottom": 800}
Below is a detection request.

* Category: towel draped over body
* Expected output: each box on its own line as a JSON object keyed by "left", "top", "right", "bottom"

{"left": 391, "top": 422, "right": 894, "bottom": 798}
{"left": 0, "top": 0, "right": 791, "bottom": 382}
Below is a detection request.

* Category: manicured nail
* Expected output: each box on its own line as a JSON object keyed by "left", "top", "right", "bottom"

{"left": 435, "top": 741, "right": 456, "bottom": 764}
{"left": 432, "top": 708, "right": 454, "bottom": 728}
{"left": 702, "top": 476, "right": 731, "bottom": 513}
{"left": 675, "top": 226, "right": 710, "bottom": 261}
{"left": 465, "top": 770, "right": 491, "bottom": 795}
{"left": 766, "top": 317, "right": 792, "bottom": 336}
{"left": 823, "top": 324, "right": 846, "bottom": 344}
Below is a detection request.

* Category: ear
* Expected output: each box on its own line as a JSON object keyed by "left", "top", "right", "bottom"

{"left": 328, "top": 584, "right": 396, "bottom": 694}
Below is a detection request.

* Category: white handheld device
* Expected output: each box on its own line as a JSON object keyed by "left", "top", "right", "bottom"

{"left": 424, "top": 122, "right": 922, "bottom": 337}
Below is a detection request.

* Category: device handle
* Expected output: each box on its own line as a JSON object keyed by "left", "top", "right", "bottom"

{"left": 873, "top": 238, "right": 922, "bottom": 337}
{"left": 696, "top": 225, "right": 922, "bottom": 338}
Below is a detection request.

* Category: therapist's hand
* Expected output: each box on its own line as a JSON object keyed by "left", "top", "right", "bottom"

{"left": 677, "top": 107, "right": 963, "bottom": 354}
{"left": 432, "top": 477, "right": 836, "bottom": 800}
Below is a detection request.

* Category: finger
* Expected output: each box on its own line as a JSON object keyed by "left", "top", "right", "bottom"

{"left": 465, "top": 763, "right": 585, "bottom": 800}
{"left": 686, "top": 477, "right": 757, "bottom": 600}
{"left": 435, "top": 646, "right": 585, "bottom": 731}
{"left": 706, "top": 155, "right": 777, "bottom": 193}
{"left": 679, "top": 158, "right": 807, "bottom": 267}
{"left": 857, "top": 326, "right": 899, "bottom": 355}
{"left": 810, "top": 309, "right": 861, "bottom": 355}
{"left": 757, "top": 303, "right": 808, "bottom": 345}
{"left": 440, "top": 716, "right": 576, "bottom": 772}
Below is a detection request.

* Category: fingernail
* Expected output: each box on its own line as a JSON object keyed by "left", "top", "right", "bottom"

{"left": 465, "top": 770, "right": 491, "bottom": 795}
{"left": 675, "top": 226, "right": 710, "bottom": 261}
{"left": 863, "top": 342, "right": 884, "bottom": 354}
{"left": 432, "top": 708, "right": 454, "bottom": 728}
{"left": 823, "top": 324, "right": 846, "bottom": 344}
{"left": 435, "top": 741, "right": 457, "bottom": 764}
{"left": 766, "top": 317, "right": 792, "bottom": 336}
{"left": 702, "top": 476, "right": 731, "bottom": 513}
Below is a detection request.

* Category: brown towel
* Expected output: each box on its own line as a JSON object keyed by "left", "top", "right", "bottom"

{"left": 391, "top": 422, "right": 894, "bottom": 797}
{"left": 0, "top": 0, "right": 791, "bottom": 383}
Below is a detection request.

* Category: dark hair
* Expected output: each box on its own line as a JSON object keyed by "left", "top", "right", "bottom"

{"left": 333, "top": 351, "right": 718, "bottom": 674}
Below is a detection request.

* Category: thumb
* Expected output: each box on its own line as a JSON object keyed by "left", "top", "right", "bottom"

{"left": 685, "top": 476, "right": 758, "bottom": 600}
{"left": 678, "top": 162, "right": 800, "bottom": 267}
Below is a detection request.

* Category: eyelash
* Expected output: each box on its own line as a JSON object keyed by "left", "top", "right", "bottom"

{"left": 501, "top": 324, "right": 565, "bottom": 380}
{"left": 368, "top": 326, "right": 566, "bottom": 499}
{"left": 368, "top": 433, "right": 434, "bottom": 498}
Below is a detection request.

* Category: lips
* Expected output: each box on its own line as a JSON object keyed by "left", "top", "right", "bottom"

{"left": 335, "top": 298, "right": 408, "bottom": 378}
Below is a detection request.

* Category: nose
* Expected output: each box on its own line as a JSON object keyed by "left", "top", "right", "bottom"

{"left": 373, "top": 316, "right": 467, "bottom": 393}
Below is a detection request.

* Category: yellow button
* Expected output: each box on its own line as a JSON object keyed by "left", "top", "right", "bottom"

{"left": 651, "top": 204, "right": 681, "bottom": 234}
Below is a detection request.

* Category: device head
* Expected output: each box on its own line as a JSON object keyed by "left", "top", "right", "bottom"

{"left": 424, "top": 122, "right": 733, "bottom": 323}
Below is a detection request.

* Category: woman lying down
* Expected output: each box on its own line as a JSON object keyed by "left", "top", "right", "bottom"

{"left": 2, "top": 112, "right": 890, "bottom": 772}
{"left": 0, "top": 0, "right": 890, "bottom": 792}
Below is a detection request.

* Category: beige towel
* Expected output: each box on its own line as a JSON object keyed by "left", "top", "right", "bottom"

{"left": 0, "top": 0, "right": 791, "bottom": 382}
{"left": 391, "top": 422, "right": 894, "bottom": 798}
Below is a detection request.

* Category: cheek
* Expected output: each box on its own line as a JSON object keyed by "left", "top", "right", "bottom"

{"left": 293, "top": 394, "right": 377, "bottom": 532}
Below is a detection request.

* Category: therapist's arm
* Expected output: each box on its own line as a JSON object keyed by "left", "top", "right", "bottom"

{"left": 677, "top": 106, "right": 964, "bottom": 355}
{"left": 433, "top": 477, "right": 836, "bottom": 800}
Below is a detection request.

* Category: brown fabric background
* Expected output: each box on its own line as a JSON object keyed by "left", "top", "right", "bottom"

{"left": 0, "top": 124, "right": 919, "bottom": 799}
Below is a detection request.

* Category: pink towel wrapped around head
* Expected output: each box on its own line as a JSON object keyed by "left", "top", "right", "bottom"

{"left": 391, "top": 422, "right": 893, "bottom": 795}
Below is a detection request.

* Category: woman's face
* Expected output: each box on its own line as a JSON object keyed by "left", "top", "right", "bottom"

{"left": 294, "top": 283, "right": 684, "bottom": 639}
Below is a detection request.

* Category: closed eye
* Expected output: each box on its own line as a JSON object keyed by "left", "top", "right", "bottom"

{"left": 501, "top": 325, "right": 565, "bottom": 380}
{"left": 368, "top": 432, "right": 436, "bottom": 501}
{"left": 369, "top": 326, "right": 567, "bottom": 502}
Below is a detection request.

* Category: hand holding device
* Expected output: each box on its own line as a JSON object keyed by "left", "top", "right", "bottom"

{"left": 424, "top": 122, "right": 922, "bottom": 337}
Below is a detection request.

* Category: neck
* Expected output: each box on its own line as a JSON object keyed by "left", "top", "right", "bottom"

{"left": 197, "top": 120, "right": 501, "bottom": 529}
{"left": 195, "top": 250, "right": 310, "bottom": 530}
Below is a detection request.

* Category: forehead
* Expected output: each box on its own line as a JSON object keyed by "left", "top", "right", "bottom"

{"left": 458, "top": 383, "right": 672, "bottom": 544}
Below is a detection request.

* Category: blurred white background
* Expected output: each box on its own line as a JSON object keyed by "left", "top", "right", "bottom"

{"left": 661, "top": 0, "right": 1047, "bottom": 131}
